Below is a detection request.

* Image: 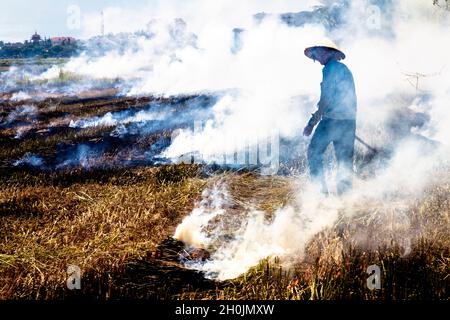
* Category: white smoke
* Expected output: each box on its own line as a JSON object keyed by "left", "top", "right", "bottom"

{"left": 174, "top": 184, "right": 232, "bottom": 248}
{"left": 155, "top": 0, "right": 450, "bottom": 160}
{"left": 174, "top": 141, "right": 449, "bottom": 280}
{"left": 13, "top": 153, "right": 44, "bottom": 167}
{"left": 170, "top": 0, "right": 450, "bottom": 280}
{"left": 175, "top": 181, "right": 344, "bottom": 280}
{"left": 69, "top": 109, "right": 167, "bottom": 129}
{"left": 10, "top": 91, "right": 32, "bottom": 102}
{"left": 6, "top": 104, "right": 37, "bottom": 123}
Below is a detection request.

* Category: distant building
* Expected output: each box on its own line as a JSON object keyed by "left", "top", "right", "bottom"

{"left": 0, "top": 31, "right": 80, "bottom": 58}
{"left": 31, "top": 31, "right": 41, "bottom": 44}
{"left": 50, "top": 37, "right": 76, "bottom": 46}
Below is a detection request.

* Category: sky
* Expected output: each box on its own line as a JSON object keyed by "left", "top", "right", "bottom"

{"left": 0, "top": 0, "right": 319, "bottom": 43}
{"left": 0, "top": 0, "right": 156, "bottom": 42}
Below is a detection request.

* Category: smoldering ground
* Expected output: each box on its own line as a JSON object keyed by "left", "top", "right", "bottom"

{"left": 1, "top": 94, "right": 218, "bottom": 169}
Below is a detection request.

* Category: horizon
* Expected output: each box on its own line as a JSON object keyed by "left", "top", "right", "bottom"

{"left": 0, "top": 0, "right": 317, "bottom": 43}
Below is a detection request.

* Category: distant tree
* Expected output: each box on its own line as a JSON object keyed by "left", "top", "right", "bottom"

{"left": 0, "top": 38, "right": 80, "bottom": 58}
{"left": 433, "top": 0, "right": 450, "bottom": 10}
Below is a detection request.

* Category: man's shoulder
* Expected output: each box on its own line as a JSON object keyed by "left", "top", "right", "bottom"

{"left": 325, "top": 60, "right": 353, "bottom": 79}
{"left": 326, "top": 60, "right": 348, "bottom": 70}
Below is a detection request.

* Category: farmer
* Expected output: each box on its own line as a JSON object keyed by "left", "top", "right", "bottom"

{"left": 303, "top": 41, "right": 357, "bottom": 195}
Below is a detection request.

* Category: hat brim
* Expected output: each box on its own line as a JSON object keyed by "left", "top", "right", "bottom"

{"left": 304, "top": 46, "right": 346, "bottom": 61}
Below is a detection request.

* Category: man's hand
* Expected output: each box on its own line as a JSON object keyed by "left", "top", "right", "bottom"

{"left": 303, "top": 124, "right": 314, "bottom": 137}
{"left": 303, "top": 111, "right": 320, "bottom": 137}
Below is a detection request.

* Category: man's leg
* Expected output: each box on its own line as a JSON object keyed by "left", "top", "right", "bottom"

{"left": 333, "top": 119, "right": 356, "bottom": 196}
{"left": 307, "top": 119, "right": 332, "bottom": 194}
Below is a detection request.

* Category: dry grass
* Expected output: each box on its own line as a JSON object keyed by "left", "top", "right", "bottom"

{"left": 0, "top": 165, "right": 205, "bottom": 299}
{"left": 0, "top": 96, "right": 448, "bottom": 300}
{"left": 0, "top": 166, "right": 449, "bottom": 300}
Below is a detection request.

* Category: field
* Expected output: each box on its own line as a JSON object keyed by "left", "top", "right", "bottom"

{"left": 0, "top": 90, "right": 449, "bottom": 300}
{"left": 0, "top": 58, "right": 68, "bottom": 72}
{"left": 0, "top": 58, "right": 68, "bottom": 68}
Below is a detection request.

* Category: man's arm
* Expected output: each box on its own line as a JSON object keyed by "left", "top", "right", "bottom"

{"left": 304, "top": 66, "right": 334, "bottom": 136}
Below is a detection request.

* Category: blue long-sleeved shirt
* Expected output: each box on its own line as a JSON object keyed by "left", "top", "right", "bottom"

{"left": 313, "top": 60, "right": 357, "bottom": 122}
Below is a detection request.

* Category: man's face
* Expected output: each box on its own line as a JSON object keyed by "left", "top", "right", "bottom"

{"left": 309, "top": 46, "right": 337, "bottom": 65}
{"left": 314, "top": 50, "right": 330, "bottom": 65}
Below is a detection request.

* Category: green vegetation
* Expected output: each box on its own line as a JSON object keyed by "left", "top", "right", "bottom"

{"left": 0, "top": 58, "right": 68, "bottom": 67}
{"left": 0, "top": 42, "right": 80, "bottom": 59}
{"left": 0, "top": 58, "right": 68, "bottom": 73}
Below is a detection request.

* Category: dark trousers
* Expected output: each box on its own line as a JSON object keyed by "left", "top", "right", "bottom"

{"left": 307, "top": 118, "right": 356, "bottom": 195}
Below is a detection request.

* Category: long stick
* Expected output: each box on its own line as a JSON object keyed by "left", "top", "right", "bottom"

{"left": 355, "top": 135, "right": 379, "bottom": 154}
